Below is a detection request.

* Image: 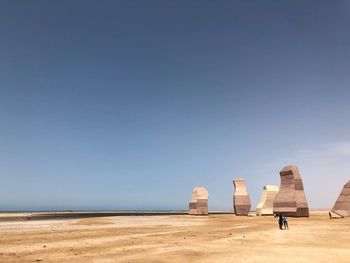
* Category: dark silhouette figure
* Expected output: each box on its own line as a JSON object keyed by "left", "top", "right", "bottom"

{"left": 278, "top": 213, "right": 283, "bottom": 230}
{"left": 283, "top": 216, "right": 289, "bottom": 230}
{"left": 26, "top": 213, "right": 32, "bottom": 221}
{"left": 329, "top": 212, "right": 332, "bottom": 219}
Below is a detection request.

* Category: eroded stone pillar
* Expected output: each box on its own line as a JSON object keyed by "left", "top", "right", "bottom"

{"left": 256, "top": 185, "right": 279, "bottom": 216}
{"left": 189, "top": 187, "right": 208, "bottom": 215}
{"left": 233, "top": 179, "right": 251, "bottom": 216}
{"left": 273, "top": 165, "right": 309, "bottom": 217}
{"left": 331, "top": 180, "right": 350, "bottom": 218}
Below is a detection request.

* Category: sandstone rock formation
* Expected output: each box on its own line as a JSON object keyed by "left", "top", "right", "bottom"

{"left": 256, "top": 185, "right": 279, "bottom": 216}
{"left": 273, "top": 165, "right": 309, "bottom": 217}
{"left": 189, "top": 187, "right": 208, "bottom": 215}
{"left": 233, "top": 179, "right": 251, "bottom": 216}
{"left": 331, "top": 180, "right": 350, "bottom": 217}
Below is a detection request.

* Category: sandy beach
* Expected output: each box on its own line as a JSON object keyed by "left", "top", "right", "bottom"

{"left": 0, "top": 211, "right": 349, "bottom": 262}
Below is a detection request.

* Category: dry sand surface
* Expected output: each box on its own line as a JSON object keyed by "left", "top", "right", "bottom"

{"left": 0, "top": 211, "right": 349, "bottom": 263}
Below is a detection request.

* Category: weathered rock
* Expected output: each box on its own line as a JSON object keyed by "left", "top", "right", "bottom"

{"left": 273, "top": 165, "right": 309, "bottom": 217}
{"left": 331, "top": 180, "right": 350, "bottom": 217}
{"left": 233, "top": 179, "right": 251, "bottom": 216}
{"left": 256, "top": 185, "right": 279, "bottom": 216}
{"left": 189, "top": 187, "right": 208, "bottom": 215}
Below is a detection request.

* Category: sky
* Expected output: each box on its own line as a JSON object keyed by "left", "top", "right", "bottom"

{"left": 1, "top": 1, "right": 350, "bottom": 211}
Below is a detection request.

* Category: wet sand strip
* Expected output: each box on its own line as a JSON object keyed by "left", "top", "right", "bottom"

{"left": 0, "top": 211, "right": 233, "bottom": 222}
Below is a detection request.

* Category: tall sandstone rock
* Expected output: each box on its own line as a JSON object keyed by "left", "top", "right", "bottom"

{"left": 256, "top": 185, "right": 279, "bottom": 216}
{"left": 273, "top": 165, "right": 309, "bottom": 217}
{"left": 331, "top": 180, "right": 350, "bottom": 217}
{"left": 189, "top": 187, "right": 208, "bottom": 215}
{"left": 233, "top": 179, "right": 251, "bottom": 216}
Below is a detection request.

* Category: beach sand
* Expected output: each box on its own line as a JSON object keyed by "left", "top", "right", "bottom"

{"left": 0, "top": 211, "right": 349, "bottom": 262}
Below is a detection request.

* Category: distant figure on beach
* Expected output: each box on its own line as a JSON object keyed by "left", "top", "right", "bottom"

{"left": 26, "top": 213, "right": 32, "bottom": 221}
{"left": 329, "top": 212, "right": 332, "bottom": 219}
{"left": 278, "top": 213, "right": 283, "bottom": 230}
{"left": 283, "top": 216, "right": 289, "bottom": 230}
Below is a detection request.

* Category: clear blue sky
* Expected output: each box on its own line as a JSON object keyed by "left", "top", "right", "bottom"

{"left": 1, "top": 1, "right": 350, "bottom": 211}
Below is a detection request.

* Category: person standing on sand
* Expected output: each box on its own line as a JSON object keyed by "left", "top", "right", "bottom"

{"left": 283, "top": 216, "right": 289, "bottom": 230}
{"left": 278, "top": 213, "right": 283, "bottom": 230}
{"left": 26, "top": 212, "right": 32, "bottom": 220}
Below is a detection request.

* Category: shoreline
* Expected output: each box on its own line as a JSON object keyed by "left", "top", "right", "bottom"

{"left": 0, "top": 211, "right": 235, "bottom": 222}
{"left": 0, "top": 209, "right": 331, "bottom": 222}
